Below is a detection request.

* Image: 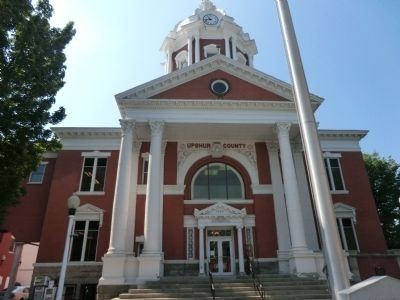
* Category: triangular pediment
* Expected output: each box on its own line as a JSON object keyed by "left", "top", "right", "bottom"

{"left": 334, "top": 202, "right": 356, "bottom": 221}
{"left": 116, "top": 55, "right": 323, "bottom": 106}
{"left": 76, "top": 203, "right": 104, "bottom": 225}
{"left": 194, "top": 202, "right": 246, "bottom": 219}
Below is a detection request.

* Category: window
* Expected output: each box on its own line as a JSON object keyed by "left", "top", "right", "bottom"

{"left": 187, "top": 228, "right": 195, "bottom": 260}
{"left": 192, "top": 163, "right": 244, "bottom": 200}
{"left": 175, "top": 50, "right": 188, "bottom": 70}
{"left": 334, "top": 203, "right": 359, "bottom": 251}
{"left": 204, "top": 44, "right": 220, "bottom": 58}
{"left": 324, "top": 155, "right": 346, "bottom": 191}
{"left": 70, "top": 220, "right": 100, "bottom": 261}
{"left": 28, "top": 163, "right": 47, "bottom": 184}
{"left": 8, "top": 237, "right": 15, "bottom": 252}
{"left": 80, "top": 156, "right": 108, "bottom": 192}
{"left": 237, "top": 52, "right": 247, "bottom": 65}
{"left": 141, "top": 155, "right": 149, "bottom": 184}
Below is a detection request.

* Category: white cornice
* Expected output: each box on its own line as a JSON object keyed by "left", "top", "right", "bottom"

{"left": 52, "top": 127, "right": 121, "bottom": 139}
{"left": 318, "top": 130, "right": 368, "bottom": 140}
{"left": 115, "top": 55, "right": 323, "bottom": 106}
{"left": 118, "top": 99, "right": 298, "bottom": 112}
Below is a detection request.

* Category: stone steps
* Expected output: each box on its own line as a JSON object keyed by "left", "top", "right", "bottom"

{"left": 112, "top": 274, "right": 331, "bottom": 300}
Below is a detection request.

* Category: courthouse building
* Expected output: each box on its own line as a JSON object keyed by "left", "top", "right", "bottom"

{"left": 4, "top": 0, "right": 400, "bottom": 298}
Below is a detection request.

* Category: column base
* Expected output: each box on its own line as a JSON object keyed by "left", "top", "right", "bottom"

{"left": 137, "top": 254, "right": 163, "bottom": 283}
{"left": 99, "top": 254, "right": 139, "bottom": 285}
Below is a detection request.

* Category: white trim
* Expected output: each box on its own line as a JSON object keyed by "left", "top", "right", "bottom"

{"left": 141, "top": 152, "right": 149, "bottom": 158}
{"left": 177, "top": 146, "right": 260, "bottom": 187}
{"left": 75, "top": 191, "right": 105, "bottom": 196}
{"left": 75, "top": 203, "right": 104, "bottom": 226}
{"left": 164, "top": 184, "right": 185, "bottom": 195}
{"left": 184, "top": 200, "right": 253, "bottom": 205}
{"left": 135, "top": 235, "right": 145, "bottom": 242}
{"left": 136, "top": 184, "right": 186, "bottom": 195}
{"left": 254, "top": 258, "right": 279, "bottom": 262}
{"left": 81, "top": 151, "right": 111, "bottom": 158}
{"left": 163, "top": 260, "right": 198, "bottom": 264}
{"left": 251, "top": 184, "right": 273, "bottom": 194}
{"left": 34, "top": 262, "right": 103, "bottom": 267}
{"left": 42, "top": 153, "right": 58, "bottom": 158}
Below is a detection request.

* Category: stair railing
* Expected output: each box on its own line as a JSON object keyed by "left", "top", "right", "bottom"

{"left": 208, "top": 262, "right": 216, "bottom": 300}
{"left": 246, "top": 255, "right": 265, "bottom": 300}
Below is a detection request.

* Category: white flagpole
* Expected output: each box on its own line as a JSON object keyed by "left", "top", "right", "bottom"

{"left": 274, "top": 0, "right": 350, "bottom": 297}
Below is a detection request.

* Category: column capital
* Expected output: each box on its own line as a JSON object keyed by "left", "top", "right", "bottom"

{"left": 236, "top": 225, "right": 244, "bottom": 230}
{"left": 149, "top": 120, "right": 165, "bottom": 137}
{"left": 119, "top": 119, "right": 135, "bottom": 134}
{"left": 266, "top": 142, "right": 279, "bottom": 152}
{"left": 198, "top": 225, "right": 205, "bottom": 230}
{"left": 133, "top": 140, "right": 142, "bottom": 153}
{"left": 275, "top": 122, "right": 291, "bottom": 136}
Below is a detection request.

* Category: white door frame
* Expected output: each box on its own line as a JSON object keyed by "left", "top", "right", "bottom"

{"left": 206, "top": 228, "right": 235, "bottom": 275}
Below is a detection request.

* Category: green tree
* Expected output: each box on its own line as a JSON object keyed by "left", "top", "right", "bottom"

{"left": 0, "top": 0, "right": 75, "bottom": 224}
{"left": 363, "top": 153, "right": 400, "bottom": 249}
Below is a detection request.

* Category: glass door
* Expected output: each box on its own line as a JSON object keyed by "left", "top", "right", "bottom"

{"left": 207, "top": 237, "right": 233, "bottom": 275}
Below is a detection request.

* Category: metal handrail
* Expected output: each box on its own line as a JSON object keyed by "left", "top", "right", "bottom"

{"left": 208, "top": 269, "right": 216, "bottom": 300}
{"left": 247, "top": 258, "right": 265, "bottom": 300}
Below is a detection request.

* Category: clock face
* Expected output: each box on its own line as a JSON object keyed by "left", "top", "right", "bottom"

{"left": 203, "top": 14, "right": 219, "bottom": 25}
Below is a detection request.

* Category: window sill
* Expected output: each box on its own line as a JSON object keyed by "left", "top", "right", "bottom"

{"left": 184, "top": 199, "right": 253, "bottom": 205}
{"left": 75, "top": 191, "right": 105, "bottom": 196}
{"left": 27, "top": 182, "right": 43, "bottom": 185}
{"left": 331, "top": 190, "right": 349, "bottom": 195}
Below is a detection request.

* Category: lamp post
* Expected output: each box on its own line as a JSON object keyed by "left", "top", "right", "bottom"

{"left": 55, "top": 193, "right": 80, "bottom": 300}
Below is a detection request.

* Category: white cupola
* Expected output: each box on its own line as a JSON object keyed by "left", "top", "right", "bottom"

{"left": 161, "top": 0, "right": 258, "bottom": 73}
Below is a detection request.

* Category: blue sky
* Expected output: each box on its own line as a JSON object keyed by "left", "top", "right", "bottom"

{"left": 49, "top": 0, "right": 400, "bottom": 163}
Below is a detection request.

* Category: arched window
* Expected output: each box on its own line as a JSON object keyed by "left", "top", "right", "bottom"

{"left": 192, "top": 163, "right": 244, "bottom": 200}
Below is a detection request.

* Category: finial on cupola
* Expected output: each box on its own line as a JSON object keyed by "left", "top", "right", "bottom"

{"left": 200, "top": 0, "right": 216, "bottom": 10}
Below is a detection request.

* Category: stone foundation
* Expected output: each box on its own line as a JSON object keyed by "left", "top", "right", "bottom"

{"left": 32, "top": 263, "right": 102, "bottom": 299}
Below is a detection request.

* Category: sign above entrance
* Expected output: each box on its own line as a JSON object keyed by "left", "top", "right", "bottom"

{"left": 178, "top": 141, "right": 257, "bottom": 168}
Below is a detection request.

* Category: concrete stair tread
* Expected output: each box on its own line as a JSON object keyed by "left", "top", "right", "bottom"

{"left": 114, "top": 274, "right": 331, "bottom": 300}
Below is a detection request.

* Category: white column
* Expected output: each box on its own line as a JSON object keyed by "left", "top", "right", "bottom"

{"left": 195, "top": 32, "right": 200, "bottom": 63}
{"left": 166, "top": 49, "right": 173, "bottom": 74}
{"left": 276, "top": 122, "right": 307, "bottom": 250}
{"left": 293, "top": 145, "right": 319, "bottom": 251}
{"left": 224, "top": 36, "right": 231, "bottom": 58}
{"left": 125, "top": 141, "right": 141, "bottom": 254}
{"left": 199, "top": 226, "right": 205, "bottom": 275}
{"left": 266, "top": 143, "right": 291, "bottom": 251}
{"left": 143, "top": 121, "right": 164, "bottom": 255}
{"left": 187, "top": 35, "right": 193, "bottom": 66}
{"left": 237, "top": 226, "right": 245, "bottom": 274}
{"left": 108, "top": 119, "right": 135, "bottom": 255}
{"left": 249, "top": 55, "right": 254, "bottom": 67}
{"left": 232, "top": 37, "right": 237, "bottom": 60}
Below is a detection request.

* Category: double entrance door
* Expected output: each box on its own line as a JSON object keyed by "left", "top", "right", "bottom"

{"left": 207, "top": 229, "right": 234, "bottom": 275}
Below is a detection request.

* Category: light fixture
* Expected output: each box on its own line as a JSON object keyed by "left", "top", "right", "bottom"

{"left": 56, "top": 193, "right": 80, "bottom": 300}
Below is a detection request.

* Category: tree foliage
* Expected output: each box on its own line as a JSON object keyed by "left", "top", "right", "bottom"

{"left": 363, "top": 152, "right": 400, "bottom": 249}
{"left": 0, "top": 0, "right": 75, "bottom": 224}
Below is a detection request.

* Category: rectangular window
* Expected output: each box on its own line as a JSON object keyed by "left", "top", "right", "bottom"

{"left": 142, "top": 158, "right": 149, "bottom": 184}
{"left": 336, "top": 217, "right": 359, "bottom": 251}
{"left": 80, "top": 157, "right": 107, "bottom": 192}
{"left": 70, "top": 220, "right": 99, "bottom": 262}
{"left": 324, "top": 157, "right": 345, "bottom": 191}
{"left": 187, "top": 228, "right": 195, "bottom": 260}
{"left": 28, "top": 163, "right": 47, "bottom": 184}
